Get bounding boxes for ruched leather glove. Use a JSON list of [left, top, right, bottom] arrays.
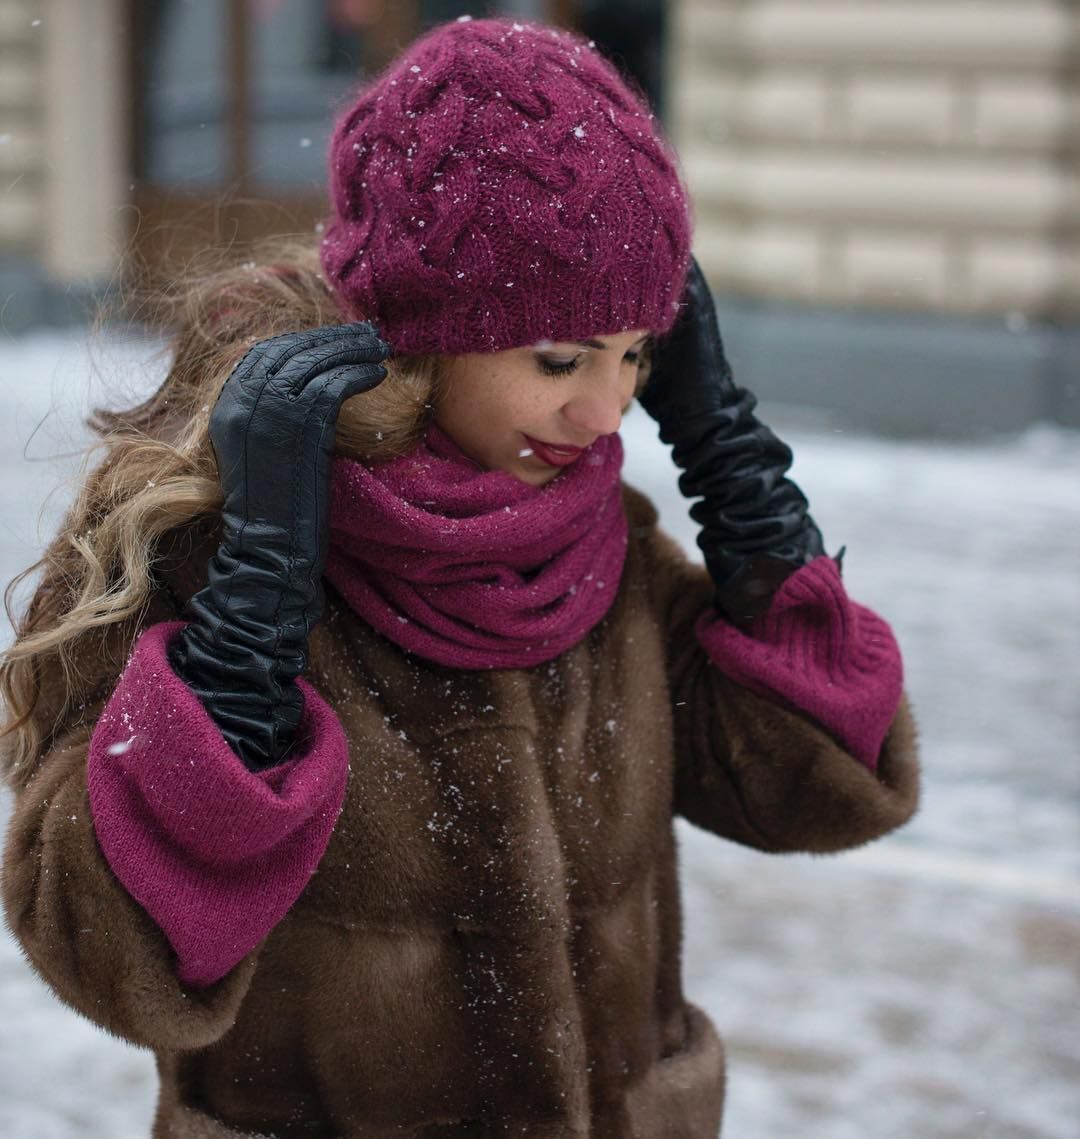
[[639, 257, 828, 631], [167, 323, 390, 771]]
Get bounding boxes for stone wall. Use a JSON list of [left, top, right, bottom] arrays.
[[670, 0, 1080, 322]]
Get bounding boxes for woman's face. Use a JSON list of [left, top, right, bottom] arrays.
[[434, 328, 650, 487]]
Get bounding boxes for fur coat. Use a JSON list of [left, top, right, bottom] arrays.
[[2, 485, 919, 1137]]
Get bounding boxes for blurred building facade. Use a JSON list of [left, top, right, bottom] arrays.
[[0, 0, 1077, 432], [670, 0, 1080, 431]]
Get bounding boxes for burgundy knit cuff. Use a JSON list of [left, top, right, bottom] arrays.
[[87, 620, 350, 988], [696, 556, 904, 769]]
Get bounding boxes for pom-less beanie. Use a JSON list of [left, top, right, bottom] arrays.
[[320, 16, 693, 354]]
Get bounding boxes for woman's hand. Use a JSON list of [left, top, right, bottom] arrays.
[[209, 323, 389, 577], [169, 323, 390, 770], [639, 258, 826, 630]]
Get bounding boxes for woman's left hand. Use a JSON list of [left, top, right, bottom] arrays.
[[639, 256, 827, 630]]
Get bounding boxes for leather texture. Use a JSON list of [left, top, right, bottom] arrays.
[[639, 257, 827, 630], [167, 323, 390, 771]]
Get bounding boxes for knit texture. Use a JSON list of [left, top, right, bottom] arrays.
[[84, 516, 901, 995], [696, 556, 904, 769], [320, 16, 692, 353], [324, 423, 628, 668], [86, 621, 350, 987]]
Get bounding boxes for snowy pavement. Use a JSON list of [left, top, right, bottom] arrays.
[[0, 327, 1077, 1138]]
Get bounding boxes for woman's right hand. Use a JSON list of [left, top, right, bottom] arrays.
[[168, 322, 390, 771]]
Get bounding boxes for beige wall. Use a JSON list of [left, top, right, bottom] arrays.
[[0, 0, 126, 282], [40, 0, 128, 281], [670, 0, 1080, 320], [0, 0, 43, 254]]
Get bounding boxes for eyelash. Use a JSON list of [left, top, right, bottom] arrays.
[[537, 350, 643, 377]]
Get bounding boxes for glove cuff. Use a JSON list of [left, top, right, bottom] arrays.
[[697, 556, 904, 769]]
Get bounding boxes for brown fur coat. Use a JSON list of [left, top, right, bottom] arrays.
[[2, 485, 919, 1137]]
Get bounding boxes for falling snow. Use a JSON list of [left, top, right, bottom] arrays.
[[0, 329, 1075, 1138]]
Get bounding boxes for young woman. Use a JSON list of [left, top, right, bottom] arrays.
[[0, 18, 918, 1138]]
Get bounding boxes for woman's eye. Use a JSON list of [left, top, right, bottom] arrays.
[[537, 356, 582, 376], [536, 346, 647, 375]]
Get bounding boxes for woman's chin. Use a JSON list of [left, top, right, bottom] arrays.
[[512, 462, 560, 487], [443, 438, 560, 486]]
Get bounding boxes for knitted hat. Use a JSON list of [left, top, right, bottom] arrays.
[[319, 16, 692, 355]]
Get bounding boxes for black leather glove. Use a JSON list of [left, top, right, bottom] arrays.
[[639, 257, 827, 630], [168, 323, 390, 771]]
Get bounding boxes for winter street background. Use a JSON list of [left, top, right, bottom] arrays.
[[0, 328, 1077, 1139]]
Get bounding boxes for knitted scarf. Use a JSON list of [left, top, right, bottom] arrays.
[[324, 425, 628, 669]]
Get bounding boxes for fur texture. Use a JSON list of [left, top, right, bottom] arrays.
[[1, 485, 919, 1137]]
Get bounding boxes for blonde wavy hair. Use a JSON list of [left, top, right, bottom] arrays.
[[0, 237, 442, 790]]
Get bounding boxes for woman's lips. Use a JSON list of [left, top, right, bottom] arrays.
[[521, 434, 585, 468]]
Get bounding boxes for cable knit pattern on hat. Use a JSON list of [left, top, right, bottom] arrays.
[[695, 556, 904, 770], [320, 17, 692, 353]]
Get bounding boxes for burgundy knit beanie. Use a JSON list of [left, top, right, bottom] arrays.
[[320, 16, 693, 355]]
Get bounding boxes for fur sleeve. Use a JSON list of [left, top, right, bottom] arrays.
[[2, 705, 263, 1050], [0, 589, 260, 1051], [628, 487, 921, 854]]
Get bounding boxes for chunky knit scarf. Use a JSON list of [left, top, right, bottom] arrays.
[[323, 425, 628, 669]]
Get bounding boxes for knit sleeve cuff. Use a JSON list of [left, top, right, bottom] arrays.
[[87, 620, 350, 988], [695, 556, 904, 769]]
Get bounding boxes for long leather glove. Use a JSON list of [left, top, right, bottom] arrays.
[[167, 323, 390, 771], [639, 257, 828, 630]]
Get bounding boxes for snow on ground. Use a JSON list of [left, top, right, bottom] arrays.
[[0, 326, 1077, 1138]]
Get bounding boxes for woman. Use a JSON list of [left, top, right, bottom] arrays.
[[0, 17, 918, 1138]]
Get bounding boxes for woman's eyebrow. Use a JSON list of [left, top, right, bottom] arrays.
[[570, 334, 651, 350]]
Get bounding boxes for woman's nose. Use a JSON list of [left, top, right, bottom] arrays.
[[563, 374, 627, 437]]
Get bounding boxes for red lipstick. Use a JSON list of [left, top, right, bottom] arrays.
[[521, 434, 585, 468]]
